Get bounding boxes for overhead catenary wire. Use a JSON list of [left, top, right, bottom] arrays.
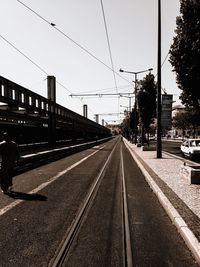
[[100, 0, 120, 121], [0, 34, 49, 76], [161, 51, 169, 68], [154, 50, 169, 78], [77, 84, 133, 94], [16, 0, 132, 85], [160, 51, 170, 94], [100, 0, 118, 93], [154, 51, 170, 94], [0, 33, 97, 115], [0, 33, 75, 93]]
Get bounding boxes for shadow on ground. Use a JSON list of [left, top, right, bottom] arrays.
[[5, 191, 47, 201]]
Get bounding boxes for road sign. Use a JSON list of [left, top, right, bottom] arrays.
[[161, 94, 173, 130]]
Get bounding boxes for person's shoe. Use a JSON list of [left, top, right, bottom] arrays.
[[2, 188, 12, 194], [2, 190, 9, 194]]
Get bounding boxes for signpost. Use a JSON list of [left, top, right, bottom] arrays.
[[161, 94, 173, 132]]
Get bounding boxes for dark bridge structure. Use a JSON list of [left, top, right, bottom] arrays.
[[0, 76, 111, 145]]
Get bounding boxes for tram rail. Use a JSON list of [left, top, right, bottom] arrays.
[[12, 137, 113, 174], [49, 137, 133, 267], [0, 136, 198, 266]]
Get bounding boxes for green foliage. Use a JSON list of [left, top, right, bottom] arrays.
[[120, 116, 131, 139], [173, 108, 200, 133], [137, 74, 157, 132], [173, 111, 189, 131], [120, 74, 156, 140], [129, 108, 139, 133], [169, 0, 200, 109], [119, 108, 139, 140]]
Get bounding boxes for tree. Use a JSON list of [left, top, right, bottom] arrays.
[[137, 73, 157, 141], [173, 108, 200, 137], [169, 0, 200, 110], [172, 111, 189, 137], [120, 115, 131, 140], [129, 108, 139, 134]]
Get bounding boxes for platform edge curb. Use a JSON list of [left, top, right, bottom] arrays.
[[124, 139, 200, 265]]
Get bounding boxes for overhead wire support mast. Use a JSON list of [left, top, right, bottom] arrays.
[[119, 68, 153, 145], [69, 93, 134, 97], [95, 113, 124, 115]]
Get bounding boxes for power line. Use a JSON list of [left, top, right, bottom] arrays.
[[155, 51, 169, 78], [161, 51, 169, 68], [94, 112, 123, 116], [154, 51, 169, 94], [0, 34, 49, 76], [0, 33, 75, 93], [70, 93, 134, 98], [0, 33, 98, 115], [77, 84, 133, 94], [56, 82, 97, 118], [16, 0, 132, 85], [100, 0, 118, 92]]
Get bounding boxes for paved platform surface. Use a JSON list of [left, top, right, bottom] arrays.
[[124, 138, 200, 265]]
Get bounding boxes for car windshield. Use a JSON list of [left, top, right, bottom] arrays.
[[190, 140, 200, 147]]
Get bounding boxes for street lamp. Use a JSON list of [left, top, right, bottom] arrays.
[[119, 68, 153, 144]]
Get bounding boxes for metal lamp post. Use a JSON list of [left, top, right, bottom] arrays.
[[119, 68, 153, 144]]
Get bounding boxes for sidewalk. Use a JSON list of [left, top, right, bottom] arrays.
[[124, 138, 200, 265]]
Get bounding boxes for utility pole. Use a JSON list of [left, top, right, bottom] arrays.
[[119, 68, 153, 145], [70, 93, 134, 97], [157, 0, 162, 158], [134, 73, 138, 145], [47, 76, 56, 146], [83, 104, 88, 118]]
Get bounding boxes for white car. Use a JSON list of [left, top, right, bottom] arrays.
[[180, 139, 200, 159]]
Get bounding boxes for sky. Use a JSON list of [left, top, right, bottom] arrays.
[[0, 0, 181, 124]]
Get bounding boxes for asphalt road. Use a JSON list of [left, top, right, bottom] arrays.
[[0, 137, 198, 266], [162, 139, 183, 156], [162, 139, 200, 164]]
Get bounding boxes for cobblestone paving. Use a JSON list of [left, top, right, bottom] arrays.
[[133, 146, 200, 218], [126, 142, 200, 241]]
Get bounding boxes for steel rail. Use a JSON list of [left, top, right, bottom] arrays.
[[121, 145, 133, 267], [13, 137, 112, 174], [49, 140, 119, 267]]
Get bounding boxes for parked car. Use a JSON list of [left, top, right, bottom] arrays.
[[180, 139, 200, 159]]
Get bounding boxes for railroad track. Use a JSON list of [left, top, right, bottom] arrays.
[[48, 138, 133, 267], [13, 137, 112, 174], [0, 136, 198, 266]]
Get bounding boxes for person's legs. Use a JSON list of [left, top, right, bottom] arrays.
[[7, 172, 13, 188], [0, 169, 12, 192], [1, 178, 9, 192]]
